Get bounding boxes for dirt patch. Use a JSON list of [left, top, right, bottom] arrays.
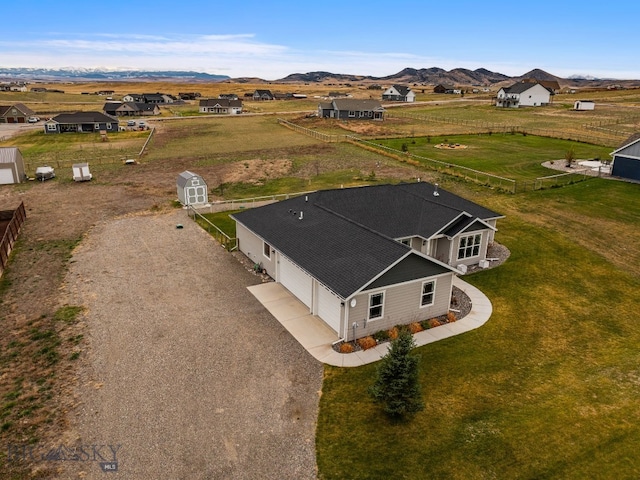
[[218, 158, 293, 184]]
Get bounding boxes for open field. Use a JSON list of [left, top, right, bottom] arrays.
[[1, 83, 639, 478]]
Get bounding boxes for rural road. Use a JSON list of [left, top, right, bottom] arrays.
[[61, 210, 323, 479]]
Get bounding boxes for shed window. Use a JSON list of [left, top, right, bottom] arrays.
[[458, 233, 482, 260], [263, 241, 271, 259], [420, 280, 435, 307], [368, 292, 384, 320]]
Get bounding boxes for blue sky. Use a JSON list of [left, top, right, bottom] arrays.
[[1, 1, 638, 80]]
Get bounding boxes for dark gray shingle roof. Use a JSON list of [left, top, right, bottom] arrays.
[[233, 182, 501, 298]]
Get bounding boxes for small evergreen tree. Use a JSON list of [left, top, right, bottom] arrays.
[[369, 329, 425, 418]]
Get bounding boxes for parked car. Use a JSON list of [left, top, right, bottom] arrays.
[[126, 120, 136, 127], [138, 121, 147, 129], [28, 116, 40, 123], [35, 166, 55, 181]]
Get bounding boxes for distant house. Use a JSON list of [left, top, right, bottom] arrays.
[[122, 93, 174, 104], [44, 112, 119, 134], [0, 103, 35, 123], [0, 147, 26, 185], [218, 93, 238, 100], [112, 102, 161, 116], [231, 182, 503, 340], [433, 84, 457, 94], [318, 99, 385, 120], [199, 98, 243, 114], [610, 133, 640, 181], [179, 92, 201, 100], [495, 81, 551, 108], [253, 90, 274, 101], [382, 84, 416, 102], [574, 100, 595, 111]]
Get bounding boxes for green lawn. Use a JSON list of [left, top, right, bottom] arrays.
[[316, 178, 640, 479], [374, 134, 613, 181]]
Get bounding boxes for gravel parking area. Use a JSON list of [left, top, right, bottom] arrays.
[[61, 210, 323, 479]]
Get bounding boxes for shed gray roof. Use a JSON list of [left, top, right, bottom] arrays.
[[177, 170, 205, 188], [232, 182, 501, 298]]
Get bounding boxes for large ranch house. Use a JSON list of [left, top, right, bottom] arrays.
[[232, 182, 503, 341], [318, 99, 385, 120]]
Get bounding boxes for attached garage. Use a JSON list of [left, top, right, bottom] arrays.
[[177, 171, 208, 206], [0, 147, 26, 185], [315, 284, 342, 334], [279, 255, 313, 309]]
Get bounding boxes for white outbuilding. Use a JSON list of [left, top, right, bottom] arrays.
[[0, 147, 26, 184], [574, 100, 595, 111], [177, 171, 208, 206]]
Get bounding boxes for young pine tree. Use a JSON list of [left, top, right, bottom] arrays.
[[369, 329, 425, 419]]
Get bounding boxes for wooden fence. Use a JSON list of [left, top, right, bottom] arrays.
[[186, 205, 237, 251], [0, 201, 26, 278]]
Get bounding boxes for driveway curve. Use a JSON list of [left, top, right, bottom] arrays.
[[62, 209, 322, 479]]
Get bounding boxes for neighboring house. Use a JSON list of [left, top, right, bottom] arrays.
[[610, 133, 640, 181], [0, 103, 35, 123], [199, 98, 243, 114], [218, 93, 238, 100], [44, 112, 119, 134], [110, 102, 161, 116], [121, 93, 173, 104], [253, 90, 274, 101], [232, 182, 503, 340], [574, 100, 595, 111], [179, 92, 201, 100], [0, 147, 26, 184], [382, 84, 416, 102], [495, 81, 551, 107], [318, 99, 385, 120], [433, 84, 457, 94]]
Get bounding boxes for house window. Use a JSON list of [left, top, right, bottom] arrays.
[[368, 292, 384, 320], [94, 123, 100, 129], [46, 123, 57, 131], [458, 233, 482, 260], [263, 241, 271, 260], [420, 280, 435, 307], [348, 111, 356, 117]]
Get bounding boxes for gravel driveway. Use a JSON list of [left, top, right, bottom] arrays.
[[61, 209, 323, 479]]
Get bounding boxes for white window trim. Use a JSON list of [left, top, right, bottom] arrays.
[[368, 291, 385, 320], [420, 279, 436, 308], [458, 233, 482, 260], [263, 241, 271, 260]]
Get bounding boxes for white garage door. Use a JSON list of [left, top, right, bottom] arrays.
[[280, 256, 312, 308], [317, 285, 341, 334], [0, 169, 15, 185]]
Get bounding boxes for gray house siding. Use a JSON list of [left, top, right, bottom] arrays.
[[236, 222, 277, 276], [346, 272, 453, 341], [612, 156, 640, 181]]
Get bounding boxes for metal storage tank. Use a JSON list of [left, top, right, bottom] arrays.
[[177, 170, 208, 206]]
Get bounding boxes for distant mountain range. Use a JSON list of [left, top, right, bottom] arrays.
[[0, 66, 637, 88], [0, 67, 229, 82]]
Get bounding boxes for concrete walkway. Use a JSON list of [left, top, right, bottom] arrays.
[[247, 276, 492, 367]]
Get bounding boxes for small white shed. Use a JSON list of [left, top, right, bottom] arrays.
[[0, 147, 26, 185], [574, 100, 595, 111], [72, 163, 92, 182], [177, 171, 208, 206]]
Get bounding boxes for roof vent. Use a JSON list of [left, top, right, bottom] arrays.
[[433, 183, 440, 196], [299, 211, 304, 220]]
